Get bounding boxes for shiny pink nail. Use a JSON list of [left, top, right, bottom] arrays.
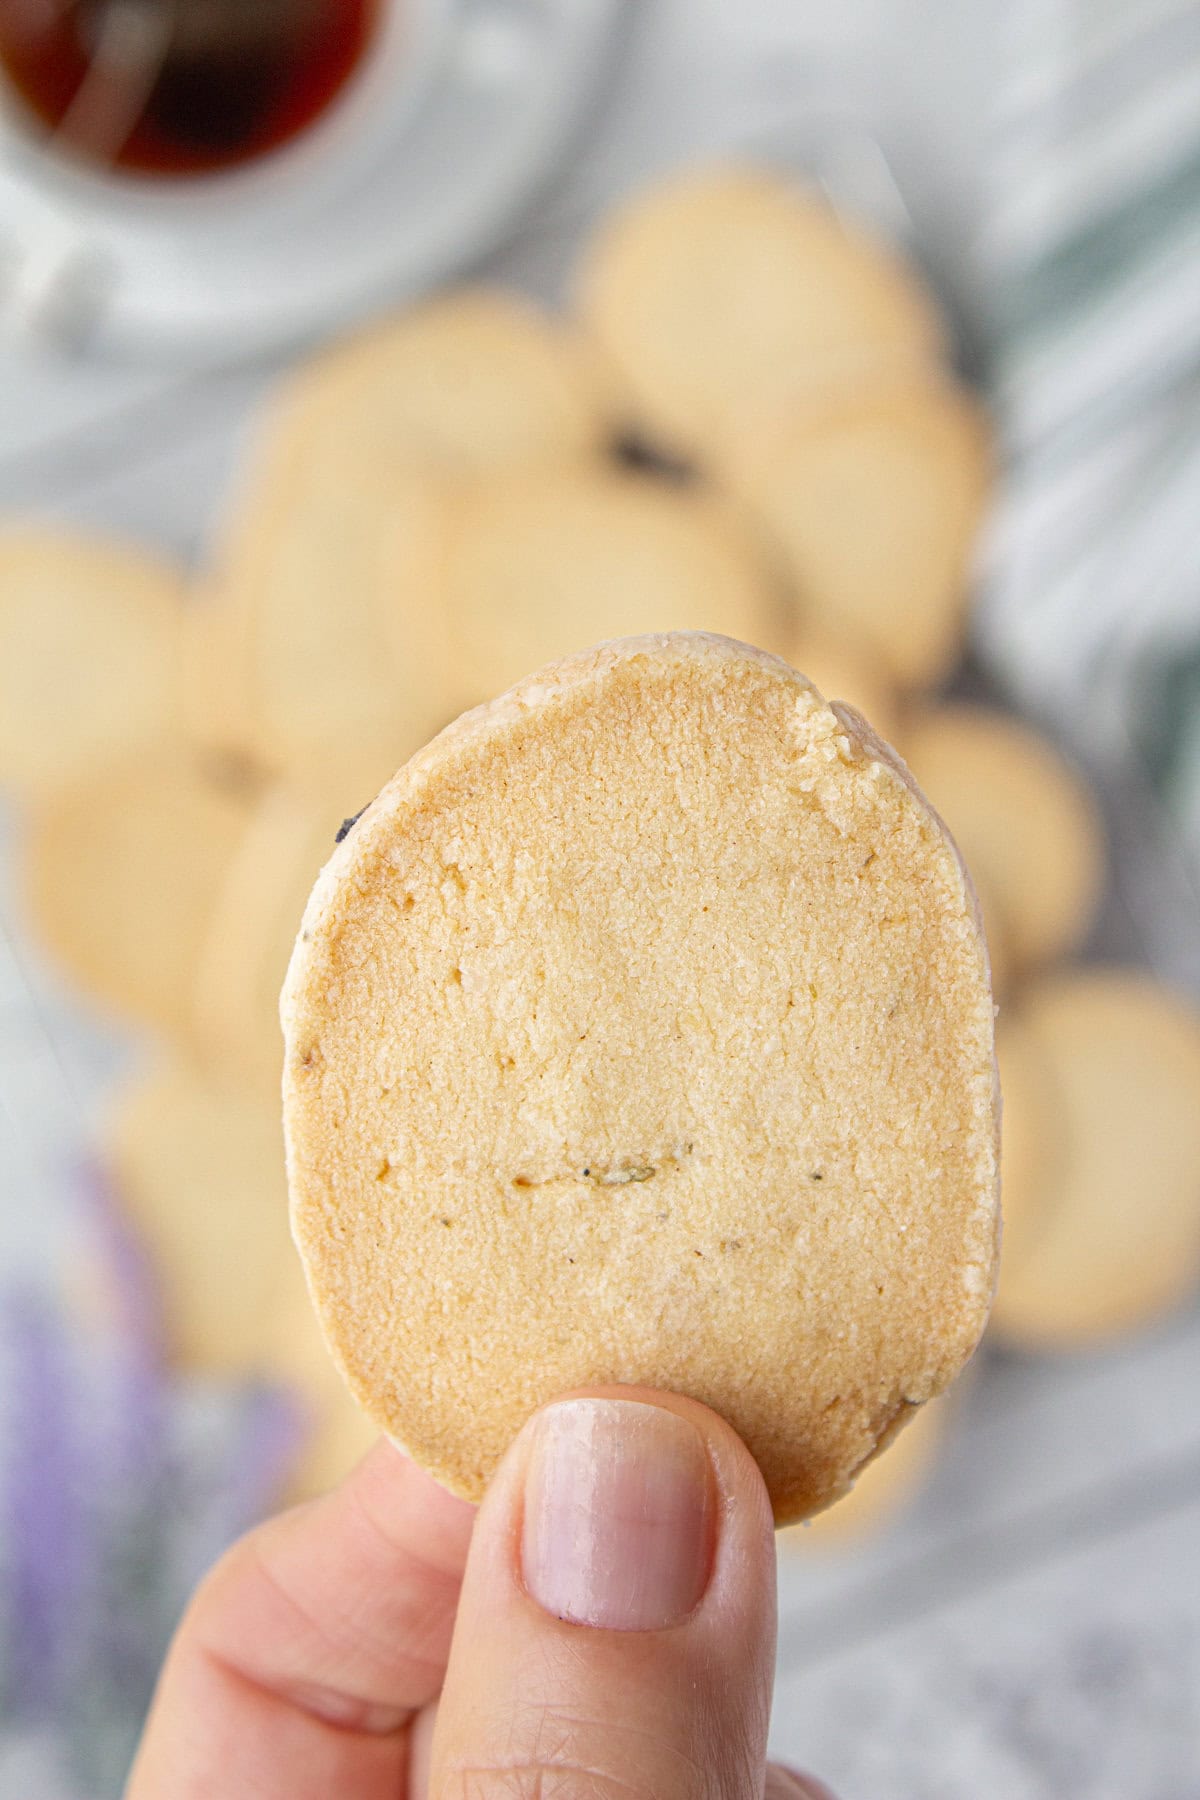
[[521, 1398, 715, 1631]]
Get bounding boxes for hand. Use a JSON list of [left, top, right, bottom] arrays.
[[126, 1386, 837, 1800]]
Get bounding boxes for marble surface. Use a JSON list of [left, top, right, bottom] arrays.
[[1, 4, 1197, 1795]]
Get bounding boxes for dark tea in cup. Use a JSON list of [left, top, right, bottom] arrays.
[[0, 0, 382, 177]]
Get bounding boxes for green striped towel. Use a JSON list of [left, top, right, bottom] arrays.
[[975, 0, 1200, 881]]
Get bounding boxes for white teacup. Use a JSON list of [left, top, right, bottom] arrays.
[[0, 0, 624, 362]]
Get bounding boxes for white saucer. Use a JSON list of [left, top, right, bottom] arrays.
[[0, 0, 625, 363]]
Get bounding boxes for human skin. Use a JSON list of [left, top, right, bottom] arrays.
[[125, 1385, 838, 1800]]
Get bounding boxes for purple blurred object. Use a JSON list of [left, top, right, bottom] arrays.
[[3, 1289, 90, 1717], [0, 1165, 305, 1797]]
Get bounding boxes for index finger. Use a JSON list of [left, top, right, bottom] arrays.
[[126, 1438, 476, 1800]]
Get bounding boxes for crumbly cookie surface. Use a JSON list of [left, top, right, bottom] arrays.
[[283, 634, 998, 1521]]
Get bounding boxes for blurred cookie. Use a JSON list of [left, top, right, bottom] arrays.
[[271, 288, 615, 479], [200, 453, 457, 788], [989, 970, 1200, 1348], [24, 745, 249, 1036], [903, 705, 1104, 977], [194, 783, 345, 1089], [727, 377, 991, 689], [265, 1289, 379, 1502], [180, 566, 264, 786], [106, 1062, 301, 1377], [992, 1010, 1066, 1295], [196, 292, 602, 781], [446, 468, 780, 704], [282, 634, 999, 1522], [0, 532, 182, 799], [578, 163, 944, 459]]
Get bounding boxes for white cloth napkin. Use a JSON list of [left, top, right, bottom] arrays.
[[975, 0, 1200, 877]]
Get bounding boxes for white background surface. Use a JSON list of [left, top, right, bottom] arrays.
[[1, 4, 1198, 1794]]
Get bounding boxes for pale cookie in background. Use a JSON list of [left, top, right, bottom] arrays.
[[989, 970, 1200, 1349], [0, 532, 183, 799], [578, 163, 944, 460], [193, 287, 606, 781], [23, 746, 249, 1037], [783, 1386, 951, 1549], [193, 783, 347, 1090], [180, 568, 264, 785], [283, 634, 999, 1523], [726, 377, 991, 690], [260, 288, 615, 480], [446, 468, 781, 705], [264, 1290, 380, 1503], [198, 455, 457, 789], [991, 1011, 1067, 1299], [111, 1058, 376, 1499], [106, 1061, 303, 1378], [903, 704, 1105, 976]]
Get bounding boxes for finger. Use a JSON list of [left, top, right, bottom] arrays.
[[765, 1765, 842, 1800], [431, 1386, 778, 1800], [409, 1700, 440, 1800], [126, 1438, 475, 1800]]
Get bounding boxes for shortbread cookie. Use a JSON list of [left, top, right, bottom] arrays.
[[989, 970, 1200, 1348], [578, 164, 944, 459], [446, 469, 780, 705], [192, 293, 613, 781], [24, 746, 249, 1036], [180, 568, 265, 783], [107, 1063, 302, 1377], [269, 288, 614, 480], [194, 783, 347, 1088], [992, 1011, 1066, 1295], [283, 634, 999, 1522], [0, 532, 182, 798], [203, 454, 457, 788], [727, 377, 991, 689], [903, 705, 1104, 975]]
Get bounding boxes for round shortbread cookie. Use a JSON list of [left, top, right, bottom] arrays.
[[180, 568, 265, 782], [988, 970, 1200, 1349], [0, 532, 183, 799], [578, 164, 944, 459], [203, 452, 457, 787], [783, 1385, 950, 1548], [107, 1062, 302, 1378], [194, 784, 349, 1089], [198, 296, 601, 777], [992, 1011, 1067, 1296], [283, 633, 999, 1523], [446, 469, 780, 706], [903, 705, 1104, 976], [24, 746, 250, 1036], [270, 288, 615, 480], [726, 378, 991, 689]]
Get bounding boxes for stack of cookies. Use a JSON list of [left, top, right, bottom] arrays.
[[3, 161, 1198, 1528]]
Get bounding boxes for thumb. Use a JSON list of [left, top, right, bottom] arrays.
[[430, 1387, 778, 1800]]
